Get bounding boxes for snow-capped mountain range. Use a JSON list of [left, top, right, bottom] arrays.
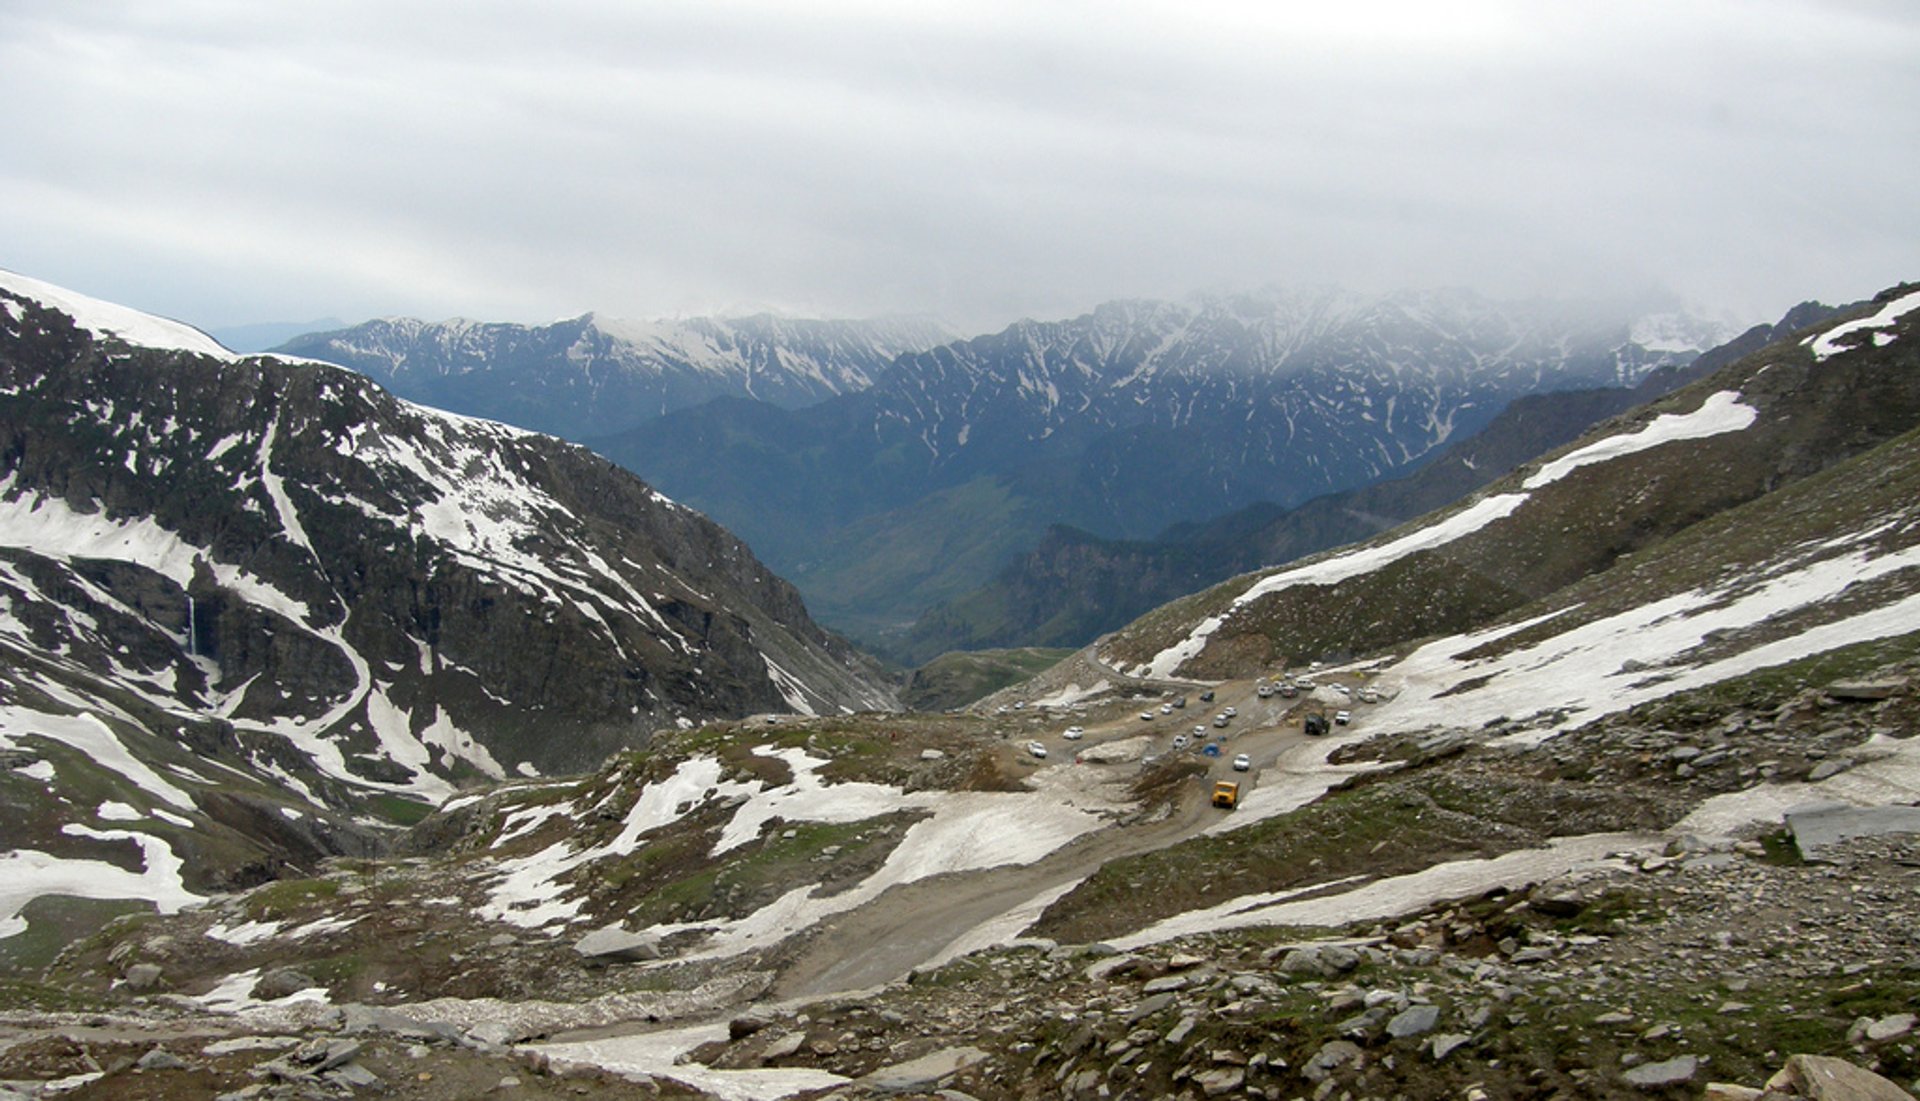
[[599, 287, 1744, 647], [275, 312, 958, 440], [0, 268, 894, 840]]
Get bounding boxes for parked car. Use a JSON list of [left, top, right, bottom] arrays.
[[1223, 706, 1237, 718], [1160, 702, 1175, 714], [1173, 734, 1190, 750], [1256, 683, 1274, 698], [1199, 690, 1215, 703], [1140, 711, 1155, 721], [1172, 696, 1187, 709], [1026, 741, 1048, 758], [1335, 710, 1352, 725], [1063, 726, 1084, 740], [1213, 715, 1229, 728], [1232, 753, 1252, 771]]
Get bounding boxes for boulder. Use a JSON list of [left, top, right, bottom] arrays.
[[574, 926, 663, 965], [1624, 1055, 1699, 1089], [858, 1045, 988, 1091], [253, 968, 320, 1001], [136, 1047, 186, 1071], [1767, 1053, 1918, 1100], [1388, 1004, 1441, 1039], [123, 963, 164, 991], [1195, 1067, 1245, 1096]]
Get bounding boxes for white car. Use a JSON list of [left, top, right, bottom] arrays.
[[1232, 753, 1252, 772], [1172, 734, 1190, 750], [1335, 710, 1352, 725], [1223, 706, 1237, 718], [1193, 725, 1208, 737], [1160, 702, 1175, 714], [1063, 726, 1084, 740], [1140, 711, 1156, 721], [1027, 741, 1048, 758]]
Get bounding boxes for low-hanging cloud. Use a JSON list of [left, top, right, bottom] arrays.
[[2, 0, 1916, 333]]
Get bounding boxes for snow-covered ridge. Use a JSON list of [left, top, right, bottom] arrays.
[[0, 268, 235, 360], [1807, 288, 1920, 361]]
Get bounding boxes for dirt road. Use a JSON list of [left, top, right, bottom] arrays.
[[770, 674, 1349, 999]]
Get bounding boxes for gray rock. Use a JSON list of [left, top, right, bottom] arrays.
[[327, 1063, 382, 1088], [252, 968, 319, 1000], [1085, 954, 1145, 982], [1768, 1053, 1918, 1100], [1430, 1034, 1473, 1061], [123, 963, 164, 991], [729, 1009, 775, 1040], [760, 1032, 805, 1062], [1128, 992, 1176, 1021], [1623, 1055, 1699, 1089], [1165, 1015, 1198, 1046], [1195, 1067, 1245, 1096], [136, 1046, 186, 1071], [1388, 1004, 1442, 1039], [1142, 974, 1190, 995], [859, 1046, 988, 1091], [574, 926, 663, 964], [1808, 758, 1857, 781], [1786, 803, 1920, 860], [1304, 1039, 1363, 1083], [340, 1003, 461, 1043], [1865, 1013, 1917, 1043], [1277, 945, 1359, 978]]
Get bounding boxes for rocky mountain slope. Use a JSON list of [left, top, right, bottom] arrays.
[[276, 312, 956, 440], [1098, 283, 1920, 687], [0, 269, 895, 952], [900, 301, 1840, 663], [4, 283, 1914, 1100], [598, 289, 1739, 649]]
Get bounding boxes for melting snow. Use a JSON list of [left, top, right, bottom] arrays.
[[1130, 388, 1763, 681], [0, 826, 198, 939], [0, 704, 194, 809], [191, 968, 332, 1012], [1521, 390, 1755, 489], [480, 747, 1114, 952], [1808, 288, 1920, 360], [537, 1021, 849, 1101]]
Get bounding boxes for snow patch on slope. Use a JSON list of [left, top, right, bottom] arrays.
[[1125, 389, 1761, 680], [1808, 288, 1920, 360]]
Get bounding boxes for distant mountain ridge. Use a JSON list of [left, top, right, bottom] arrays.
[[598, 287, 1744, 648], [275, 311, 957, 439], [898, 301, 1839, 662]]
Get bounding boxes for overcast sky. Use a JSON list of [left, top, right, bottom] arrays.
[[4, 0, 1917, 335]]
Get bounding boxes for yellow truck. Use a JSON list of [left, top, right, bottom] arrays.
[[1211, 780, 1240, 809]]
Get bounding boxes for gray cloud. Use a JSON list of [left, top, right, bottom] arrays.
[[3, 0, 1916, 333]]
